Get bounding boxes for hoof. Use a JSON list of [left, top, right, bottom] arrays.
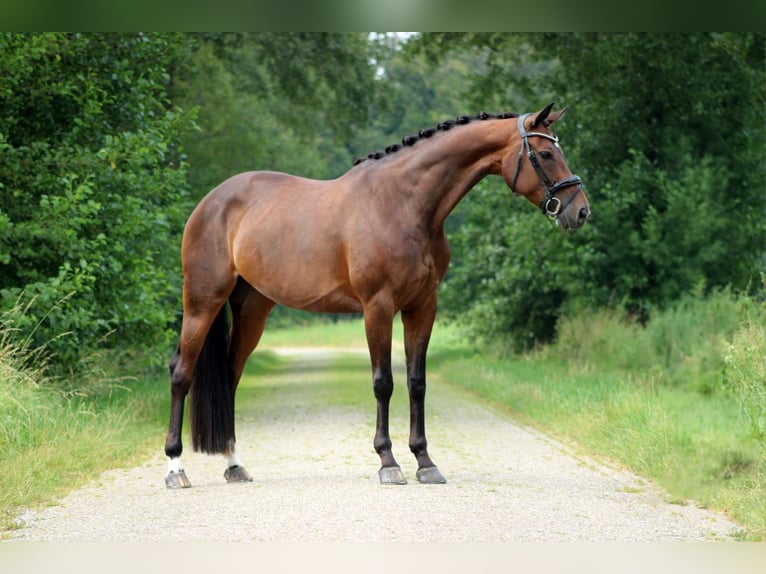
[[379, 466, 408, 485], [224, 465, 253, 483], [416, 466, 446, 484], [165, 470, 192, 489]]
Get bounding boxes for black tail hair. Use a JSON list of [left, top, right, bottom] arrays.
[[189, 304, 234, 454]]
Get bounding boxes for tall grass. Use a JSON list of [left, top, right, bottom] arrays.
[[427, 289, 766, 539], [555, 288, 757, 393], [0, 301, 62, 453], [724, 316, 766, 444], [557, 290, 766, 538], [0, 306, 168, 532]]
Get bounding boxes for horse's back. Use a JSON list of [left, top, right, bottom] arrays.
[[191, 170, 328, 218], [185, 170, 341, 248], [184, 170, 364, 312], [183, 167, 445, 314]]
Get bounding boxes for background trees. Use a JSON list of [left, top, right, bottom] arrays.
[[0, 33, 196, 365], [415, 33, 765, 347], [0, 32, 763, 369], [172, 33, 380, 196], [539, 33, 765, 317], [0, 32, 393, 367]]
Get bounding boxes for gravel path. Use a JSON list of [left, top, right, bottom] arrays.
[[5, 348, 741, 542]]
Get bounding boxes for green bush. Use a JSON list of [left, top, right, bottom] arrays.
[[440, 180, 591, 352], [583, 151, 746, 320], [0, 33, 196, 369], [555, 288, 760, 394]]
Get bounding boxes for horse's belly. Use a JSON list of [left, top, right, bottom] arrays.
[[264, 286, 363, 314], [232, 212, 362, 313], [294, 292, 364, 314], [239, 265, 363, 314]]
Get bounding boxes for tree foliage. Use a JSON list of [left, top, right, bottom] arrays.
[[538, 33, 765, 316], [0, 33, 386, 369], [0, 33, 196, 366], [414, 33, 766, 347], [349, 34, 484, 163], [173, 33, 381, 195], [2, 32, 763, 368]]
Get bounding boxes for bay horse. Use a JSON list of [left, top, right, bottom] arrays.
[[164, 103, 590, 488]]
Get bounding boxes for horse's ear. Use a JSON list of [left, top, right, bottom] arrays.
[[531, 102, 555, 127], [547, 106, 569, 125]]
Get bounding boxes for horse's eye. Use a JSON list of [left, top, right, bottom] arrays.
[[540, 150, 554, 160]]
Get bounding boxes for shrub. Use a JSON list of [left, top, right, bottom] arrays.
[[0, 33, 196, 370], [555, 288, 761, 396]]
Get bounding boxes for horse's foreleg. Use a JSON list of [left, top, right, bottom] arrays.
[[364, 297, 406, 485], [402, 295, 446, 484]]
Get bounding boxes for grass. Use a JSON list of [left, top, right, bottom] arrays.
[[251, 297, 766, 540], [0, 375, 169, 532], [2, 291, 764, 540], [0, 325, 169, 532], [427, 348, 764, 537], [259, 316, 370, 348]]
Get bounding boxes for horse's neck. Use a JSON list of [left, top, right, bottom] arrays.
[[376, 119, 516, 234]]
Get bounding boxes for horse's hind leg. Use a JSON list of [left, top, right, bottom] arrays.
[[166, 344, 191, 487], [222, 279, 276, 482], [165, 304, 229, 488], [402, 294, 446, 484]]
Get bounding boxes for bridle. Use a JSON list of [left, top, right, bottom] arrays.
[[510, 113, 583, 218]]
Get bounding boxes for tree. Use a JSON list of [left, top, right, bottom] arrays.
[[0, 33, 196, 368], [410, 33, 765, 346], [536, 33, 765, 317], [349, 33, 484, 164], [172, 33, 382, 195]]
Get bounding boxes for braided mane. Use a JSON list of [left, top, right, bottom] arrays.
[[353, 111, 519, 166]]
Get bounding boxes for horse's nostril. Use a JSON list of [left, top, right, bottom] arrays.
[[578, 207, 590, 224]]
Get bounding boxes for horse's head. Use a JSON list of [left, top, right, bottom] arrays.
[[502, 103, 590, 229]]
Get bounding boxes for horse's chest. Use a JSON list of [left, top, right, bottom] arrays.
[[384, 239, 446, 295]]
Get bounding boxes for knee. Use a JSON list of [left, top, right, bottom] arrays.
[[409, 375, 426, 401], [168, 346, 180, 376], [373, 373, 393, 401], [170, 366, 191, 397]]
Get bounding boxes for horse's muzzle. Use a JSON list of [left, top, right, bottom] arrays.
[[557, 204, 590, 230]]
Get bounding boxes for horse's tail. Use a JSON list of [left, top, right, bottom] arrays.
[[189, 304, 234, 455]]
